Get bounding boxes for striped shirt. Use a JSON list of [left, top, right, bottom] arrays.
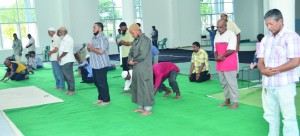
[[90, 32, 110, 69], [257, 27, 300, 87], [191, 49, 209, 73]]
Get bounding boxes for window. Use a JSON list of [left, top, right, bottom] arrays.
[[134, 0, 143, 31], [200, 0, 234, 34], [0, 0, 38, 50], [99, 0, 122, 41]]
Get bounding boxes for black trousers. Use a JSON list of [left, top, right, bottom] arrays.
[[11, 70, 28, 81], [158, 70, 179, 93], [122, 57, 129, 71], [189, 71, 211, 82], [81, 68, 93, 83], [152, 40, 158, 49], [92, 68, 110, 102]]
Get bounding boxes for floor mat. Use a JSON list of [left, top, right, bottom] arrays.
[[208, 87, 300, 116], [0, 86, 63, 110], [0, 111, 23, 136]]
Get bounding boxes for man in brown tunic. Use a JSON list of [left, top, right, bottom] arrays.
[[128, 24, 154, 116]]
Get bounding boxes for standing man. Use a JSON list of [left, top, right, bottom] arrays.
[[189, 42, 211, 82], [48, 27, 65, 90], [25, 34, 35, 54], [257, 9, 299, 136], [128, 24, 154, 116], [119, 22, 134, 71], [87, 22, 111, 106], [214, 19, 239, 110], [12, 33, 22, 62], [153, 62, 181, 99], [221, 12, 241, 77], [57, 27, 76, 95], [116, 29, 122, 54], [151, 26, 158, 49], [206, 26, 217, 53]]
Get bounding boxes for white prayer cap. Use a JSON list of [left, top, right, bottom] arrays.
[[221, 11, 227, 16], [48, 27, 55, 32], [121, 71, 128, 79]]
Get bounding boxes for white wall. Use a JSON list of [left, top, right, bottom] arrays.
[[142, 0, 201, 48], [235, 0, 264, 41]]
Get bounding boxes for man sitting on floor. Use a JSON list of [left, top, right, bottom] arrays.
[[78, 57, 93, 83], [189, 41, 211, 82], [153, 62, 181, 99], [30, 52, 43, 68], [1, 59, 29, 82], [25, 54, 36, 74]]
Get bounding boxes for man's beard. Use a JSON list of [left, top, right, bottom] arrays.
[[122, 30, 127, 35], [94, 31, 99, 36]]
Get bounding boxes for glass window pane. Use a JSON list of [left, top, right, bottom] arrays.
[[200, 3, 212, 14], [100, 7, 113, 19], [114, 8, 122, 19], [18, 9, 36, 22], [0, 9, 18, 23], [224, 0, 233, 2], [114, 20, 121, 35], [17, 0, 35, 8], [99, 0, 113, 8], [224, 3, 233, 13], [0, 0, 17, 8], [1, 24, 19, 49], [135, 0, 141, 6], [113, 0, 122, 7]]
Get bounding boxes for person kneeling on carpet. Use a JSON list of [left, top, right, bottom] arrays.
[[153, 62, 181, 99], [189, 42, 211, 82], [1, 59, 29, 82], [78, 57, 93, 83]]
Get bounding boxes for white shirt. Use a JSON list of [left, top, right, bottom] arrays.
[[226, 21, 241, 35], [214, 30, 237, 51], [58, 34, 75, 65], [27, 37, 35, 52], [50, 34, 61, 61]]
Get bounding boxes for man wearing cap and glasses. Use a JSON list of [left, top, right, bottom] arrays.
[[47, 27, 65, 90]]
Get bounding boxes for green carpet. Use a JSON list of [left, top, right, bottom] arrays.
[[209, 87, 300, 117], [0, 64, 299, 136]]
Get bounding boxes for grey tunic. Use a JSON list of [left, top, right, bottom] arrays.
[[128, 34, 154, 106]]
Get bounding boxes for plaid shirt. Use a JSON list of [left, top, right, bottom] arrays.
[[90, 32, 110, 69], [191, 49, 209, 73], [257, 27, 300, 87]]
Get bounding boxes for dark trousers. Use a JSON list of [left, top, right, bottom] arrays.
[[189, 71, 211, 82], [122, 57, 129, 71], [61, 62, 75, 91], [11, 70, 28, 81], [92, 68, 110, 102], [152, 40, 158, 49], [81, 68, 93, 83], [158, 70, 179, 93]]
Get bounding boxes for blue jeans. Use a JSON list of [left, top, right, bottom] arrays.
[[51, 61, 65, 89]]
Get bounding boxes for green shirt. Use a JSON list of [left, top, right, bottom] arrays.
[[120, 30, 134, 58]]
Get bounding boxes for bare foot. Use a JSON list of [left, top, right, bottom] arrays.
[[68, 91, 75, 95], [218, 99, 230, 107], [98, 102, 110, 106], [140, 110, 152, 116], [93, 100, 103, 104], [174, 92, 181, 99], [229, 103, 239, 110], [163, 89, 172, 98], [120, 90, 127, 94], [132, 108, 145, 113], [64, 91, 70, 94]]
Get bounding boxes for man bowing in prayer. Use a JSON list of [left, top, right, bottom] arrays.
[[128, 23, 154, 116]]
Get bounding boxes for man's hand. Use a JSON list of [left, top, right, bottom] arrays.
[[128, 59, 136, 66], [48, 51, 52, 56], [3, 78, 9, 83], [57, 56, 61, 63], [87, 43, 93, 50], [261, 67, 279, 77], [196, 73, 200, 80]]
